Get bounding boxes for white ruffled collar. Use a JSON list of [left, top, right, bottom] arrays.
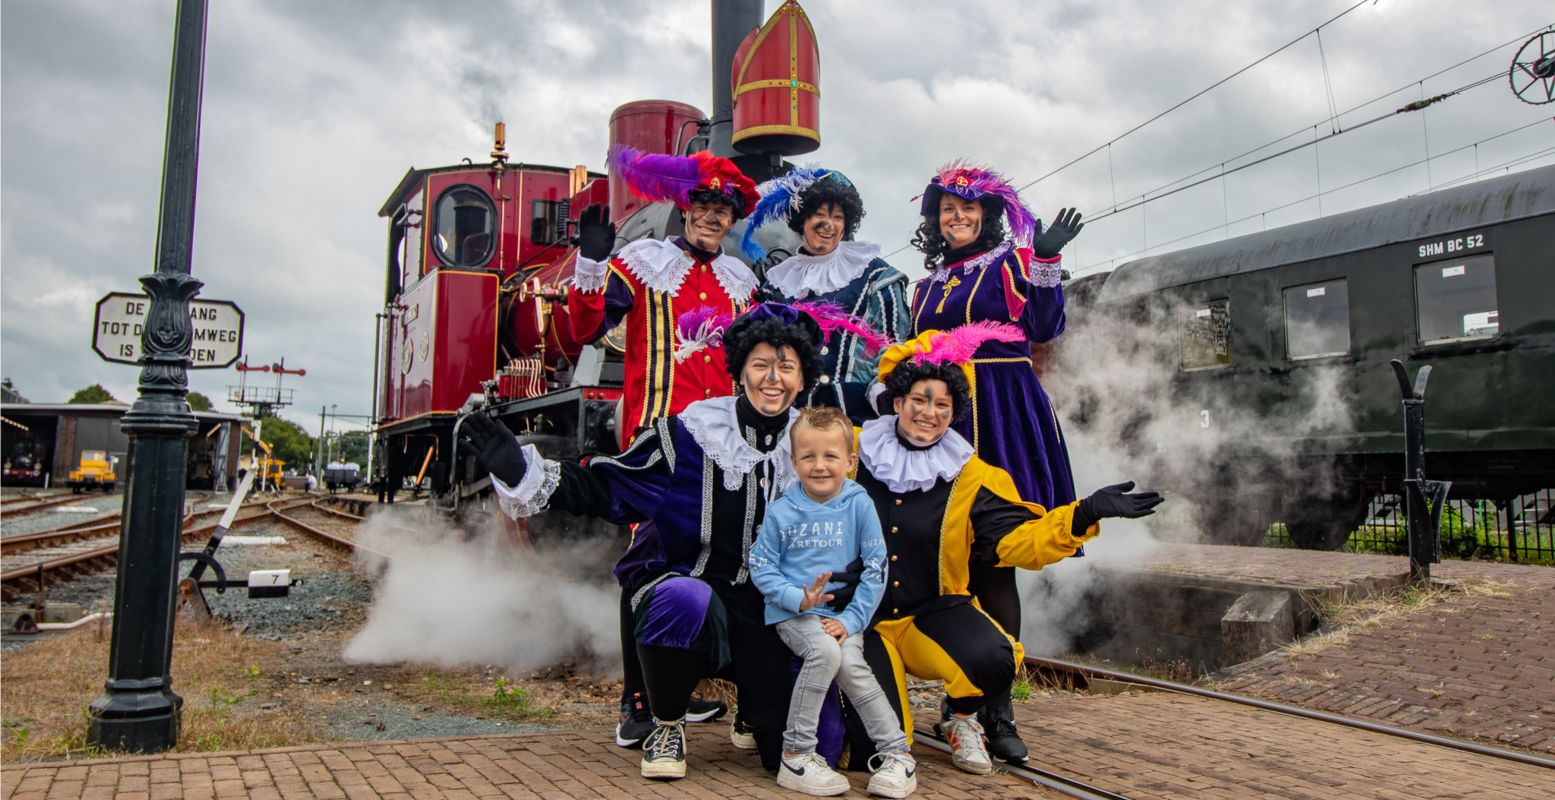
[[617, 237, 758, 298], [764, 241, 880, 299], [679, 395, 798, 493], [857, 415, 974, 493], [929, 239, 1014, 283]]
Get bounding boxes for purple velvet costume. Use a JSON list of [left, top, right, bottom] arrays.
[[910, 241, 1076, 509]]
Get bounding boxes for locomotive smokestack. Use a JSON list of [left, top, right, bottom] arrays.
[[709, 0, 762, 158]]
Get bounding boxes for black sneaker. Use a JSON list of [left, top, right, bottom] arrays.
[[615, 692, 654, 749], [980, 693, 1029, 764], [640, 719, 687, 780], [729, 716, 758, 750], [686, 695, 728, 724]]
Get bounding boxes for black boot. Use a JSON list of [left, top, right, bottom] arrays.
[[979, 690, 1028, 763]]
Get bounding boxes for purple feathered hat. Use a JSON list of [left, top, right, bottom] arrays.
[[608, 145, 761, 219], [918, 160, 1038, 247]]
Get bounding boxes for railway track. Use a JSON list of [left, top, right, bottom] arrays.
[[0, 497, 304, 602], [911, 655, 1555, 799], [0, 492, 102, 517]]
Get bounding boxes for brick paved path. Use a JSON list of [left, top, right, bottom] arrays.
[[1013, 691, 1554, 799], [0, 729, 1062, 800], [1141, 544, 1555, 753]]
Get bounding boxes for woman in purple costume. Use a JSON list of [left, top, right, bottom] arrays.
[[907, 161, 1084, 762]]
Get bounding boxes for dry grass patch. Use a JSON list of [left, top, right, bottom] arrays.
[[1, 619, 313, 763], [1283, 581, 1459, 660]]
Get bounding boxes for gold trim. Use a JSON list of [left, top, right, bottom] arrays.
[[734, 79, 819, 96], [734, 4, 786, 87], [731, 124, 819, 144], [970, 356, 1032, 364], [964, 262, 989, 323]]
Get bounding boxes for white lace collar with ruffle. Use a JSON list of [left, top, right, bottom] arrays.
[[679, 395, 798, 493], [617, 237, 758, 298], [929, 239, 1014, 284], [764, 240, 880, 299], [857, 415, 974, 494]]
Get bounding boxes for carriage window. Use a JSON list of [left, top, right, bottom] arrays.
[[1284, 279, 1350, 360], [1415, 254, 1498, 343], [1181, 298, 1231, 370], [432, 185, 496, 267]]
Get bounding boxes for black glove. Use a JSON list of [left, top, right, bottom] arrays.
[[460, 412, 526, 488], [1031, 207, 1084, 260], [575, 203, 616, 263], [825, 556, 865, 610], [1073, 481, 1163, 535]]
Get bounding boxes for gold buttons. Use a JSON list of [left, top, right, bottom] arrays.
[[698, 291, 708, 301], [890, 525, 899, 533], [894, 499, 903, 506], [820, 346, 830, 355], [892, 607, 899, 615], [889, 554, 898, 562], [703, 354, 712, 364], [892, 580, 901, 588], [704, 389, 713, 397]]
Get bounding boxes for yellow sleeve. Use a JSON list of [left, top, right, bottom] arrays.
[[993, 500, 1098, 570], [964, 459, 1098, 570]]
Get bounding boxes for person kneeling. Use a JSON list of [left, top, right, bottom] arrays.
[[750, 407, 916, 798]]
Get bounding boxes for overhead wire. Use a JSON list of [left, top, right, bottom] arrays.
[[1067, 116, 1555, 276]]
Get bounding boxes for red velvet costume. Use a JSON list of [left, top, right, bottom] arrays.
[[569, 238, 758, 447]]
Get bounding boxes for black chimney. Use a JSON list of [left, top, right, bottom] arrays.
[[709, 0, 763, 159]]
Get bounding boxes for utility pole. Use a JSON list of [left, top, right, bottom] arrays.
[[315, 404, 327, 481], [88, 0, 208, 753]]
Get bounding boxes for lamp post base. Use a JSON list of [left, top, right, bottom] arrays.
[[87, 686, 183, 753]]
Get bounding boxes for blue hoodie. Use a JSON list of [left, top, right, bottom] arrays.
[[748, 478, 886, 635]]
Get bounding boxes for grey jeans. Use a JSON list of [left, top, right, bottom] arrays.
[[775, 614, 909, 756]]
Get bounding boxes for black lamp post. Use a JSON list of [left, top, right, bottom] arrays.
[[87, 0, 209, 753]]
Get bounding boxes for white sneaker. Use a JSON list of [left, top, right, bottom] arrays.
[[640, 720, 687, 780], [776, 751, 850, 797], [941, 714, 993, 775], [866, 751, 917, 798]]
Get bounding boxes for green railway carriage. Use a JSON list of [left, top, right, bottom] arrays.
[[1068, 165, 1554, 549]]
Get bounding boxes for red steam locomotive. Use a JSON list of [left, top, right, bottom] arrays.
[[371, 0, 819, 508]]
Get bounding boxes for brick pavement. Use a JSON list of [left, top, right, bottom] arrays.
[[1013, 691, 1554, 799], [1143, 544, 1555, 753], [0, 728, 1063, 800]]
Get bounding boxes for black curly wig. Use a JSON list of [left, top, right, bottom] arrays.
[[686, 187, 746, 220], [788, 176, 864, 241], [882, 360, 972, 422], [909, 197, 1008, 271], [723, 315, 824, 394]]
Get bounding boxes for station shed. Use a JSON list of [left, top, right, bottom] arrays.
[[0, 402, 245, 490]]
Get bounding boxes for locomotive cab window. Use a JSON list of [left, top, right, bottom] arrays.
[[1284, 279, 1350, 360], [1415, 254, 1498, 343], [1181, 298, 1231, 371], [432, 185, 496, 267]]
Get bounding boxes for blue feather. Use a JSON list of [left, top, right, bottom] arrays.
[[740, 166, 831, 261]]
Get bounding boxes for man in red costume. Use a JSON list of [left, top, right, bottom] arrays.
[[569, 146, 763, 449]]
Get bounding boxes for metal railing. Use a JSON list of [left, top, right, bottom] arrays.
[[1265, 487, 1555, 563]]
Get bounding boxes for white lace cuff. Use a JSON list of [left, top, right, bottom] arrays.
[[490, 444, 561, 519], [1030, 256, 1063, 288], [866, 382, 889, 415], [571, 256, 608, 292]]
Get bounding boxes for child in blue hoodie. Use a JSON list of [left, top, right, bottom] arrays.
[[749, 407, 916, 798]]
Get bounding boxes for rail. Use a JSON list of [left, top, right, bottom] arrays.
[[912, 726, 1134, 800], [1025, 655, 1555, 771]]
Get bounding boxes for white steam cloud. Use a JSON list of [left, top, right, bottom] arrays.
[[344, 506, 622, 674], [1018, 287, 1355, 656]]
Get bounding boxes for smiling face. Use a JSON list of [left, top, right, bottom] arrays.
[[791, 422, 856, 502], [682, 199, 735, 252], [800, 201, 847, 256], [893, 377, 955, 446], [741, 342, 803, 416], [938, 195, 983, 249]]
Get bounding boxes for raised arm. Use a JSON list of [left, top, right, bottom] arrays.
[[567, 203, 634, 343], [1004, 208, 1084, 343]]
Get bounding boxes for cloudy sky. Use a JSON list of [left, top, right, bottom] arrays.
[[3, 0, 1551, 429]]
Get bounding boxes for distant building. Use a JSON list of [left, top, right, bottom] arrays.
[[0, 403, 245, 490]]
